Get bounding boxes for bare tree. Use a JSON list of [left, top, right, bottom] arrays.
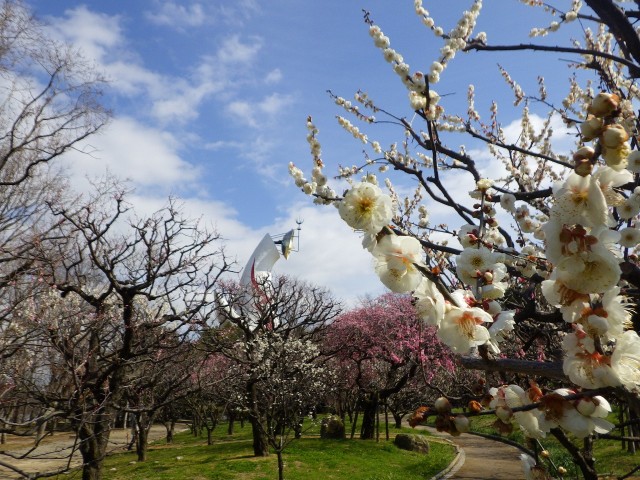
[[10, 182, 233, 480]]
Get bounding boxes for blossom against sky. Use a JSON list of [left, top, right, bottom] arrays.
[[26, 0, 567, 306]]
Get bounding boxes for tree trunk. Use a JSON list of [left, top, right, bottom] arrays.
[[136, 426, 149, 462], [35, 419, 47, 445], [78, 417, 111, 480], [360, 394, 378, 440], [250, 416, 269, 456], [248, 381, 269, 456], [135, 412, 155, 462], [277, 449, 284, 480], [350, 409, 359, 440], [227, 410, 235, 435], [393, 412, 404, 429], [384, 404, 389, 441], [164, 420, 175, 444]]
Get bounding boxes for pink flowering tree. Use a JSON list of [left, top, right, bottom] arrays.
[[323, 293, 455, 440], [291, 2, 640, 478]]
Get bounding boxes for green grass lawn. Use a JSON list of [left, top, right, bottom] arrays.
[[98, 423, 455, 480]]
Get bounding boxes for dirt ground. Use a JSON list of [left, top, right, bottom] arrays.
[[0, 425, 173, 479]]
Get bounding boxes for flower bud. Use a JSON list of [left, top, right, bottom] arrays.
[[434, 396, 451, 414], [579, 116, 603, 141], [576, 397, 597, 416], [572, 146, 595, 163], [476, 178, 493, 191], [574, 159, 593, 177], [453, 414, 470, 433], [602, 124, 630, 148], [495, 405, 513, 422], [558, 466, 567, 475], [588, 92, 620, 118]]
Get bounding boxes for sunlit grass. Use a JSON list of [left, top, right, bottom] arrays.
[[97, 422, 455, 480]]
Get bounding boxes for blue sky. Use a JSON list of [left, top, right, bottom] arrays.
[[25, 1, 575, 306]]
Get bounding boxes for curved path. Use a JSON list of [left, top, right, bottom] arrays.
[[415, 425, 526, 480]]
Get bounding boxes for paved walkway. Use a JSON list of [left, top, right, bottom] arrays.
[[414, 425, 526, 480], [0, 425, 175, 479]]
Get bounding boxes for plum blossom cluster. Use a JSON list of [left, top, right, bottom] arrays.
[[288, 118, 336, 204], [413, 0, 483, 83], [529, 0, 582, 37], [487, 383, 613, 440], [537, 92, 640, 393], [368, 17, 444, 118], [291, 3, 640, 477]]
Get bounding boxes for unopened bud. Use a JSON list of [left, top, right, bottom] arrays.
[[453, 415, 470, 433], [572, 146, 595, 163], [588, 92, 620, 118], [580, 116, 603, 141], [574, 159, 593, 177], [434, 396, 451, 414], [602, 124, 630, 148]]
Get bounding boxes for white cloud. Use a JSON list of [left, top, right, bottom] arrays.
[[216, 34, 262, 65], [47, 8, 267, 125], [61, 116, 198, 191], [146, 2, 206, 28], [145, 1, 261, 29], [266, 203, 387, 307], [114, 195, 381, 308], [48, 6, 123, 63], [226, 93, 294, 128], [264, 69, 282, 85]]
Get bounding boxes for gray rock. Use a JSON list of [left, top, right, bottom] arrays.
[[393, 433, 430, 454], [320, 415, 345, 439]]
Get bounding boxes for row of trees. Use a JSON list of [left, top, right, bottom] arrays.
[[0, 3, 460, 480], [291, 1, 640, 479]]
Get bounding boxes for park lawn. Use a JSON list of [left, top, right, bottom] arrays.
[[100, 425, 455, 480], [465, 413, 639, 479]]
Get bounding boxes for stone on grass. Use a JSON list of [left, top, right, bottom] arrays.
[[394, 433, 430, 454], [320, 415, 345, 439]]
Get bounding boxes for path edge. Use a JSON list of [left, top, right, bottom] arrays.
[[429, 437, 465, 480]]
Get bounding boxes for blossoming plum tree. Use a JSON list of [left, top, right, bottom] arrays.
[[291, 1, 640, 478], [323, 293, 456, 440]]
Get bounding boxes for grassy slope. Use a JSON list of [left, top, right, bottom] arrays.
[[99, 423, 455, 480]]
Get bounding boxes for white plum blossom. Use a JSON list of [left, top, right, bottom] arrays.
[[554, 245, 621, 295], [619, 227, 640, 248], [611, 330, 640, 392], [550, 173, 608, 228], [499, 193, 516, 212], [438, 302, 493, 353], [490, 385, 548, 439], [338, 181, 394, 234], [486, 310, 515, 354], [455, 246, 501, 285], [562, 329, 621, 389], [627, 150, 640, 173], [372, 234, 424, 292], [548, 389, 614, 439], [414, 277, 445, 327]]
